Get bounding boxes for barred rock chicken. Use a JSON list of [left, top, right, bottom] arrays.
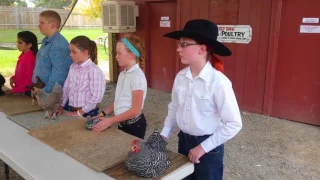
[[125, 129, 170, 178], [85, 118, 101, 130], [33, 82, 63, 120]]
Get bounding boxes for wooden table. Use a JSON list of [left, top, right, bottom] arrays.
[[0, 112, 194, 180]]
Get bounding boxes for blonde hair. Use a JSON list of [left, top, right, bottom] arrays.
[[122, 34, 146, 69], [40, 10, 61, 29]]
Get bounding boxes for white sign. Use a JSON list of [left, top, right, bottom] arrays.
[[217, 25, 252, 44], [300, 25, 320, 33], [302, 18, 319, 23], [161, 16, 169, 21], [160, 20, 171, 27]]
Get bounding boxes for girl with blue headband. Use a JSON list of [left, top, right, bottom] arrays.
[[93, 34, 147, 139]]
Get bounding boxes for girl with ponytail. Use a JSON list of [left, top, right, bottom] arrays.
[[92, 34, 148, 140], [160, 19, 242, 180], [57, 36, 105, 118]]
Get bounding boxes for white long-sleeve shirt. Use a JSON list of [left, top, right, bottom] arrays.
[[161, 62, 242, 153]]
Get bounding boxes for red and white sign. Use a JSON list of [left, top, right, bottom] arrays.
[[300, 25, 320, 33], [302, 18, 319, 24], [217, 25, 252, 44]]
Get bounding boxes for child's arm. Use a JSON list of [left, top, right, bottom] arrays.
[[10, 59, 18, 89], [61, 69, 72, 107], [9, 77, 15, 89], [92, 90, 143, 132], [57, 70, 72, 115], [110, 90, 142, 122], [188, 80, 242, 164], [43, 43, 72, 93], [200, 80, 242, 153], [92, 75, 146, 132], [80, 68, 105, 114], [96, 102, 114, 117], [160, 76, 180, 139]]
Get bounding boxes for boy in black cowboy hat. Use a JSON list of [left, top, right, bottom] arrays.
[[160, 19, 242, 180]]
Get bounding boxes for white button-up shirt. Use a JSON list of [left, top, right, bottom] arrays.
[[161, 62, 242, 153], [114, 63, 147, 116]]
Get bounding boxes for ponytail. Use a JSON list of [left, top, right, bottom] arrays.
[[90, 40, 98, 65], [70, 36, 98, 64], [203, 43, 224, 73], [210, 54, 224, 73]]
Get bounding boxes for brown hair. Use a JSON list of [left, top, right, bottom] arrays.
[[70, 36, 98, 64], [121, 34, 146, 68], [40, 10, 61, 29]]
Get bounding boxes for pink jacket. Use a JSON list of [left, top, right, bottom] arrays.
[[11, 50, 36, 93]]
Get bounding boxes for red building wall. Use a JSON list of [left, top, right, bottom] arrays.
[[119, 0, 272, 114]]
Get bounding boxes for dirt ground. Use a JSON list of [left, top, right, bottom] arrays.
[[0, 83, 319, 180]]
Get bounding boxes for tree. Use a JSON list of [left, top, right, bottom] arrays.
[[29, 0, 72, 9], [0, 0, 16, 6], [0, 0, 27, 7], [81, 0, 103, 19], [15, 0, 27, 7]]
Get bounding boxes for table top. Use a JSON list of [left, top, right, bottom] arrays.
[[0, 112, 113, 180], [0, 112, 194, 180]]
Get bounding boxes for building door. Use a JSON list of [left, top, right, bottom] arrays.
[[272, 0, 320, 125], [148, 2, 177, 92]]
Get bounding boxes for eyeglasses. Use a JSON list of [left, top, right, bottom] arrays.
[[178, 42, 199, 48]]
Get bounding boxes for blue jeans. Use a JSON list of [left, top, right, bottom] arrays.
[[178, 131, 224, 180], [63, 101, 99, 117]]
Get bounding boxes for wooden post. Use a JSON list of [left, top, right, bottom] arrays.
[[108, 33, 119, 83]]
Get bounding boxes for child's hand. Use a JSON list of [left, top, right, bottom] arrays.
[[188, 145, 206, 164], [10, 79, 15, 88], [56, 106, 64, 115], [92, 117, 113, 132], [64, 111, 80, 117], [161, 135, 168, 141], [33, 87, 40, 94], [5, 90, 14, 94]]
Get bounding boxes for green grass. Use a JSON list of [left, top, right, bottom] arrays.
[[0, 28, 106, 43], [0, 28, 109, 77], [0, 49, 20, 77]]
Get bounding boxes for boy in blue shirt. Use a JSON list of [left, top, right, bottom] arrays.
[[33, 10, 72, 93]]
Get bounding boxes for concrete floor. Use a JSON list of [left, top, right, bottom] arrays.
[[0, 83, 319, 180]]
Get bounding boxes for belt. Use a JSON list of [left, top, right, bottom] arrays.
[[70, 106, 98, 112], [70, 106, 81, 112], [179, 131, 213, 139], [118, 114, 142, 127]]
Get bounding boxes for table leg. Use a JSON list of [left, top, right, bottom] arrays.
[[4, 162, 9, 180]]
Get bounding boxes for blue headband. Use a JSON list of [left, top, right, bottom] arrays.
[[121, 38, 140, 58]]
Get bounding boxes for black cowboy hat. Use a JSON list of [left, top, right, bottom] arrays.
[[163, 19, 231, 56]]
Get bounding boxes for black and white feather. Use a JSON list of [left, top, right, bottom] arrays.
[[125, 129, 170, 178]]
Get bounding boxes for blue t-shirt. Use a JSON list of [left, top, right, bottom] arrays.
[[32, 31, 72, 93]]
